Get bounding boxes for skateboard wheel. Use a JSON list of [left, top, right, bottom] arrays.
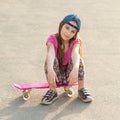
[[22, 89, 31, 100], [64, 87, 74, 97]]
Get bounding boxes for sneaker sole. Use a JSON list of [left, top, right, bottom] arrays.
[[78, 95, 93, 103], [41, 97, 58, 105]]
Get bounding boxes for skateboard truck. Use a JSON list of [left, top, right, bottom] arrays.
[[64, 87, 74, 97]]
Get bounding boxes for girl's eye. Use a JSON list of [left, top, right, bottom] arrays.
[[71, 30, 75, 34], [66, 26, 69, 30]]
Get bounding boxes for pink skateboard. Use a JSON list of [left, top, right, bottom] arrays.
[[13, 82, 78, 100]]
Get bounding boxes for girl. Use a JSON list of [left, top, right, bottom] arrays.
[[41, 14, 93, 105]]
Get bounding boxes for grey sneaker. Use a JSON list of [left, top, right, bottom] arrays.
[[41, 90, 58, 105], [78, 88, 93, 103]]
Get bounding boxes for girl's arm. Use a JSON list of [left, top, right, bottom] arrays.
[[46, 42, 58, 89], [46, 42, 55, 70], [71, 44, 80, 69], [68, 44, 80, 85]]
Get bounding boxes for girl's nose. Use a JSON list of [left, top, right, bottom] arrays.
[[67, 30, 70, 35]]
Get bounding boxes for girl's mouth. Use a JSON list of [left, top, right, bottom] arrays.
[[64, 34, 69, 39]]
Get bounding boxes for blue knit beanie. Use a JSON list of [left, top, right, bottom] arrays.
[[61, 14, 81, 31]]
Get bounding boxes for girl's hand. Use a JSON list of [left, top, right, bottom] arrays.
[[47, 68, 58, 87], [67, 67, 78, 86]]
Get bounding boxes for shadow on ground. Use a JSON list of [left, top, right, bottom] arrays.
[[0, 93, 91, 120]]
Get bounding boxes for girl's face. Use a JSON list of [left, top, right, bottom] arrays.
[[60, 21, 78, 41]]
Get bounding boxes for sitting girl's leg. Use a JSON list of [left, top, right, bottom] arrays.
[[66, 58, 93, 103], [44, 59, 57, 90], [65, 58, 84, 86], [78, 58, 85, 89], [53, 58, 68, 85], [45, 58, 68, 86], [78, 59, 93, 102], [41, 58, 59, 105], [53, 58, 63, 85]]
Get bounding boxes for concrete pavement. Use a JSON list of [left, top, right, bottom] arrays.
[[0, 0, 120, 120]]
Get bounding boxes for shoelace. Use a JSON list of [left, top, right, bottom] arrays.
[[80, 88, 90, 98], [43, 90, 55, 100]]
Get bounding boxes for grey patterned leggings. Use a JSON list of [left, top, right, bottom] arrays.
[[44, 58, 85, 85]]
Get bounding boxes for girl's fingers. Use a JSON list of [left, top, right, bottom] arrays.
[[68, 78, 73, 86], [68, 82, 73, 86], [67, 77, 70, 82], [55, 75, 59, 82]]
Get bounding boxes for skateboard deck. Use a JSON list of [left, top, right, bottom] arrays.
[[13, 82, 78, 100], [13, 82, 78, 90]]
